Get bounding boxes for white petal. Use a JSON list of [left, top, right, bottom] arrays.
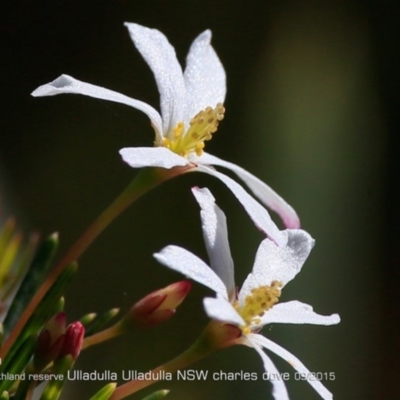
[[240, 229, 314, 301], [119, 147, 189, 169], [242, 335, 289, 400], [31, 74, 163, 138], [184, 30, 226, 121], [197, 165, 286, 246], [249, 333, 334, 400], [124, 23, 185, 135], [153, 245, 228, 299], [191, 187, 235, 297], [199, 153, 300, 229], [260, 301, 341, 326], [203, 295, 245, 326]]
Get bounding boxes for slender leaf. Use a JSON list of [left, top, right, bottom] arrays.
[[3, 233, 58, 336]]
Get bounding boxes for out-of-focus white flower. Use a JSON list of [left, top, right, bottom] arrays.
[[154, 187, 340, 400], [31, 23, 299, 245]]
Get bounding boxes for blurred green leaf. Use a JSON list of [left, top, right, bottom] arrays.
[[79, 312, 97, 327], [141, 389, 170, 400], [3, 233, 58, 336], [0, 390, 9, 400], [0, 335, 36, 393], [89, 382, 117, 400], [39, 356, 70, 400], [85, 308, 120, 336], [0, 263, 77, 383]]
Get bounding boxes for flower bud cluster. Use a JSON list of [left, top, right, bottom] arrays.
[[34, 312, 84, 372]]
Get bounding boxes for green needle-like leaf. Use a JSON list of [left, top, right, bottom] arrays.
[[54, 297, 65, 313], [3, 233, 59, 336], [39, 356, 70, 400], [0, 335, 36, 393], [79, 312, 97, 327], [89, 383, 117, 400], [0, 263, 77, 382], [85, 308, 120, 336], [140, 389, 170, 400], [0, 233, 39, 304], [0, 390, 9, 400], [0, 324, 3, 348]]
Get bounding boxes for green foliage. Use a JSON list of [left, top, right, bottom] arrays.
[[89, 383, 117, 400], [140, 389, 170, 400], [0, 391, 9, 400], [85, 308, 120, 336], [0, 262, 77, 396], [3, 234, 59, 336]]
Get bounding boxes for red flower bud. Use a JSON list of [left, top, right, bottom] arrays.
[[34, 312, 67, 371], [57, 321, 85, 360], [128, 281, 191, 329]]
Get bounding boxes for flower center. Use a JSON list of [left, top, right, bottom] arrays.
[[234, 280, 283, 334], [162, 103, 225, 157]]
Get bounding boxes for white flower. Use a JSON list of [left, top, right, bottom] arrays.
[[31, 22, 299, 246], [154, 187, 340, 400]]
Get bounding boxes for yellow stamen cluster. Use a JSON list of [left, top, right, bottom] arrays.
[[162, 103, 225, 157], [235, 281, 283, 335]]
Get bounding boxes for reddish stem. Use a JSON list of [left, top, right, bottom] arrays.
[[0, 166, 189, 359]]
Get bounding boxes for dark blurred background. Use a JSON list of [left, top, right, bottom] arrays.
[[1, 0, 399, 399]]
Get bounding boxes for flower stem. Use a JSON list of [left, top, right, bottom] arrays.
[[0, 166, 189, 359], [82, 324, 122, 350], [110, 338, 207, 400], [110, 321, 241, 400]]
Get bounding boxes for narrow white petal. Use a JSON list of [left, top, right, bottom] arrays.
[[199, 153, 300, 228], [197, 165, 286, 246], [249, 334, 334, 400], [203, 295, 245, 326], [240, 230, 314, 301], [260, 301, 341, 326], [124, 23, 185, 134], [153, 245, 228, 299], [184, 30, 226, 122], [31, 74, 163, 137], [119, 147, 189, 169], [242, 335, 289, 400], [191, 187, 235, 297]]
